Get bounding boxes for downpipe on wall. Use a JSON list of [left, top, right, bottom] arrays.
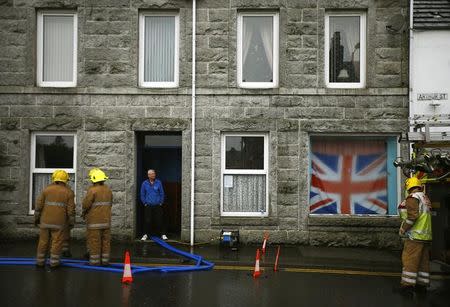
[[190, 0, 197, 247]]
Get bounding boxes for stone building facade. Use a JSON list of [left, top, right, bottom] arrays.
[[0, 0, 409, 248]]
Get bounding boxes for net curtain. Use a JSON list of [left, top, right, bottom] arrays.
[[144, 16, 175, 82]]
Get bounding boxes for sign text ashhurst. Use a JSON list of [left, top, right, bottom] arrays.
[[417, 93, 448, 101]]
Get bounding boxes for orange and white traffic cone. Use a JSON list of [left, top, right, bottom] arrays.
[[274, 245, 281, 272], [253, 248, 261, 278], [121, 250, 133, 284], [262, 232, 269, 255]]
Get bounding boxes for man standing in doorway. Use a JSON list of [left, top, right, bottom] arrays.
[[140, 169, 167, 241]]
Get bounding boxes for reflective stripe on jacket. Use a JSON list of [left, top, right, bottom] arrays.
[[404, 192, 432, 241], [35, 183, 75, 229], [82, 184, 113, 229]]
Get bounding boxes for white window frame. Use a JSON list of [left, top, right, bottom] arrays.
[[237, 12, 279, 89], [139, 11, 180, 88], [29, 132, 77, 214], [36, 11, 78, 87], [220, 133, 269, 217], [324, 12, 366, 89]]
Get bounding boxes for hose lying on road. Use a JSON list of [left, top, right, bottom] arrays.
[[0, 237, 214, 274]]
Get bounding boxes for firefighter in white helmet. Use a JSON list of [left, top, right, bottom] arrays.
[[82, 168, 113, 266], [397, 177, 432, 297]]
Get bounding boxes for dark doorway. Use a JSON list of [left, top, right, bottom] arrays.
[[136, 132, 182, 239]]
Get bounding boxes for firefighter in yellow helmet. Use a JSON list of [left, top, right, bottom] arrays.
[[82, 168, 113, 266], [35, 170, 75, 268], [397, 177, 432, 297]]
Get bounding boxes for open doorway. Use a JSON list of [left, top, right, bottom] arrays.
[[136, 132, 182, 239]]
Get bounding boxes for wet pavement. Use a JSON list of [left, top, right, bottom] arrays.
[[1, 265, 449, 307], [0, 239, 405, 272], [1, 239, 449, 306]]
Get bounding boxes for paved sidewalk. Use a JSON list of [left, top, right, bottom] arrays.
[[0, 239, 403, 271], [2, 237, 449, 274]]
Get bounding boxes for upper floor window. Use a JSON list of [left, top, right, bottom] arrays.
[[237, 12, 279, 88], [37, 11, 77, 87], [325, 12, 366, 88], [139, 12, 179, 88]]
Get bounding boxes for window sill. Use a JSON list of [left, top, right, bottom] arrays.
[[308, 215, 400, 227], [37, 82, 77, 88], [211, 216, 278, 226]]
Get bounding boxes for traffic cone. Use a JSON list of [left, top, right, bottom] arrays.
[[274, 245, 281, 272], [121, 250, 133, 284], [253, 249, 261, 278], [262, 232, 269, 255]]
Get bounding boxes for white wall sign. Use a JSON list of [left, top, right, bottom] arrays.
[[417, 93, 448, 101], [224, 175, 233, 188]]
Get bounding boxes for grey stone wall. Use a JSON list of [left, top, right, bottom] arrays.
[[0, 0, 409, 248]]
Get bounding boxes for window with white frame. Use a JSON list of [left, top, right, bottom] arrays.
[[237, 12, 279, 88], [139, 12, 179, 88], [325, 12, 366, 88], [37, 11, 77, 87], [309, 136, 399, 215], [30, 133, 76, 214], [221, 133, 269, 216]]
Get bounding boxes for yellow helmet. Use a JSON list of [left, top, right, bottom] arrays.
[[405, 177, 422, 192], [89, 168, 108, 183], [52, 170, 69, 183], [88, 168, 100, 178]]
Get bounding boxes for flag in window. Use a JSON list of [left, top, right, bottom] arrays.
[[309, 140, 388, 214]]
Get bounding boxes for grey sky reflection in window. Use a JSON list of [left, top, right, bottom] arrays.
[[225, 136, 264, 169], [35, 135, 74, 168], [329, 16, 360, 83]]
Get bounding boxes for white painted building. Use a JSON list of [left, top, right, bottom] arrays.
[[408, 0, 450, 263]]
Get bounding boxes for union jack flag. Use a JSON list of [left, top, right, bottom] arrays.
[[309, 140, 388, 214]]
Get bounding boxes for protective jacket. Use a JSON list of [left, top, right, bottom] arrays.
[[35, 183, 75, 229], [82, 184, 113, 229], [400, 192, 432, 241]]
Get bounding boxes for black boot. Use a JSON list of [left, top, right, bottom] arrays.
[[415, 284, 428, 296], [393, 285, 415, 298]]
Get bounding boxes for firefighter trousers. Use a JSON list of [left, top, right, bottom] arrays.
[[36, 228, 64, 267], [62, 225, 71, 254], [86, 228, 111, 265], [401, 239, 431, 287]]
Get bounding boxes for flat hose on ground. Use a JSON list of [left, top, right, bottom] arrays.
[[0, 237, 214, 273]]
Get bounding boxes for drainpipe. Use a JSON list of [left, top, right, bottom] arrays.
[[408, 0, 414, 159], [409, 0, 414, 122], [190, 0, 197, 247]]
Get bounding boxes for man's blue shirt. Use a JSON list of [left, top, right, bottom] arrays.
[[140, 179, 165, 206]]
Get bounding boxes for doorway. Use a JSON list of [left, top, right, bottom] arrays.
[[136, 132, 182, 239]]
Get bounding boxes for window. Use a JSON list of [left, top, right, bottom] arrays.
[[237, 12, 279, 88], [325, 12, 366, 88], [309, 136, 398, 215], [29, 133, 76, 214], [37, 11, 77, 87], [221, 133, 269, 216], [139, 12, 179, 88]]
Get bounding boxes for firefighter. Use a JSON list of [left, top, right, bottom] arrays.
[[398, 177, 432, 297], [82, 168, 113, 266], [35, 170, 75, 268], [61, 225, 72, 258]]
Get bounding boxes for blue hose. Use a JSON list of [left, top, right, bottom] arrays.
[[0, 238, 214, 274]]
